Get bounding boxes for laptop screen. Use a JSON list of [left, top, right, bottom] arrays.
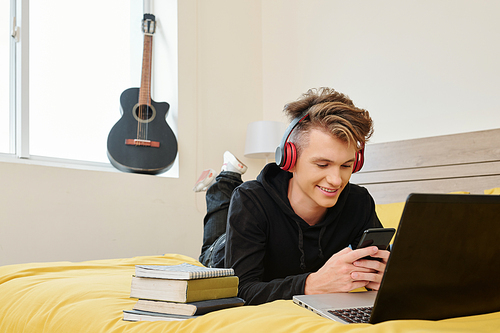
[[370, 193, 500, 323]]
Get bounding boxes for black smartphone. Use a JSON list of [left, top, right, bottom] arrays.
[[355, 227, 396, 260]]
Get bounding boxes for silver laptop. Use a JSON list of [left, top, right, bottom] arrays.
[[294, 193, 500, 324]]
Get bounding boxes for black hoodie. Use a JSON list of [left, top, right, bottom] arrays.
[[225, 163, 382, 305]]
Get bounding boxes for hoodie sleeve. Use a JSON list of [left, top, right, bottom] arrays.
[[224, 186, 308, 305]]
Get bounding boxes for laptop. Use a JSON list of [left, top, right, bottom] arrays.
[[294, 193, 500, 324]]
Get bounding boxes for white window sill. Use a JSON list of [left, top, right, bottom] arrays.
[[0, 153, 177, 177]]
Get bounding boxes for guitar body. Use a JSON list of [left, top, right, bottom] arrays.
[[107, 87, 178, 175]]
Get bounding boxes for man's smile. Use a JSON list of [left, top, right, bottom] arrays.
[[318, 185, 338, 193]]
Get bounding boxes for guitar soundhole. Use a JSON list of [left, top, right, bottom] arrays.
[[133, 103, 156, 123]]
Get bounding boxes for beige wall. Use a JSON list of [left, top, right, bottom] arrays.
[[2, 0, 499, 265]]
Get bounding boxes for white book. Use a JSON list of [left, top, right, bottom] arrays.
[[123, 309, 198, 322]]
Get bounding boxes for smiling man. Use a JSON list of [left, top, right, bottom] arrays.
[[200, 88, 388, 305]]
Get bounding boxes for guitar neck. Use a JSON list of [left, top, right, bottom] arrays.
[[139, 14, 156, 106], [139, 35, 153, 106]]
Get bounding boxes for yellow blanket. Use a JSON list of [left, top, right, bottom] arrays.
[[1, 254, 499, 332]]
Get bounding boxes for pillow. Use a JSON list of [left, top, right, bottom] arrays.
[[484, 187, 500, 195], [375, 202, 405, 232], [375, 192, 472, 235]]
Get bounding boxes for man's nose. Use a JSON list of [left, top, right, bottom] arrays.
[[326, 167, 342, 187]]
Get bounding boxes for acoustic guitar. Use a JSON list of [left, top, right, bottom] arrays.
[[107, 13, 177, 175]]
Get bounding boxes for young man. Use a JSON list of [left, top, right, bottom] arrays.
[[197, 87, 389, 305]]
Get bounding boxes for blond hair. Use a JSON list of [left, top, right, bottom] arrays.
[[284, 87, 374, 155]]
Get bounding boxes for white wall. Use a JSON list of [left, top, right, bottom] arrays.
[[1, 0, 499, 265], [261, 0, 500, 143]]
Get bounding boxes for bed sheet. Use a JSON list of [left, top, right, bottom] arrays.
[[1, 253, 499, 333]]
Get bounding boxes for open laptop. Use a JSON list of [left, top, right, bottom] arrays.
[[294, 193, 500, 324]]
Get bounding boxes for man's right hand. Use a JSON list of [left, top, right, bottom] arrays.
[[304, 246, 386, 295]]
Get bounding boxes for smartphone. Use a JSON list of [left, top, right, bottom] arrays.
[[355, 227, 396, 260]]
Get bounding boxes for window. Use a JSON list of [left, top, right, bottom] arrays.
[[1, 0, 11, 154], [2, 0, 178, 177], [29, 1, 132, 163]]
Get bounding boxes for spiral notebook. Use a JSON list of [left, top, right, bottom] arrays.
[[135, 263, 234, 280]]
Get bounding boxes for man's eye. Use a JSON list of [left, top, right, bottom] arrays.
[[342, 164, 353, 169], [316, 164, 328, 168]]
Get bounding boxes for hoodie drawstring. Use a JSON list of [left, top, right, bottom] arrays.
[[295, 221, 307, 271], [318, 226, 326, 260], [295, 222, 327, 271]]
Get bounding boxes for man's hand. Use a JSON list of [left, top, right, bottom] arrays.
[[304, 246, 390, 295], [352, 248, 390, 290]]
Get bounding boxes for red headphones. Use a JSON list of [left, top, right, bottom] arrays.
[[274, 111, 365, 173]]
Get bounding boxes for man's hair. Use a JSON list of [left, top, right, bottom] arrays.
[[284, 87, 374, 156]]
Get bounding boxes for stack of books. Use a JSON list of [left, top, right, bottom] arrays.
[[123, 263, 244, 322]]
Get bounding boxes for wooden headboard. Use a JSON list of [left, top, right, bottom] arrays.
[[350, 128, 500, 204]]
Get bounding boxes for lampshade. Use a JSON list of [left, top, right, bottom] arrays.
[[244, 121, 286, 160]]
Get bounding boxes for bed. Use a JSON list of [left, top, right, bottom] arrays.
[[1, 129, 500, 333]]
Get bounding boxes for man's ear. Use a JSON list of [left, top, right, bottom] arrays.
[[287, 158, 297, 173]]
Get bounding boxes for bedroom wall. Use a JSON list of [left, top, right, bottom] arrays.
[[261, 0, 500, 143], [1, 0, 499, 265]]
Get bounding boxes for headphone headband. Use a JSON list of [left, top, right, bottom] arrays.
[[275, 111, 365, 173], [274, 110, 309, 168]]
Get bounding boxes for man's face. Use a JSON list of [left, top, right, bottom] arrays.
[[288, 128, 356, 212]]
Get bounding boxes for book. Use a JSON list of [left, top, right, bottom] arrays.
[[135, 263, 234, 280], [123, 309, 199, 322], [133, 297, 245, 316], [130, 275, 239, 303]]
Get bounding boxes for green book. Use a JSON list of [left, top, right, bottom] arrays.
[[130, 275, 239, 303]]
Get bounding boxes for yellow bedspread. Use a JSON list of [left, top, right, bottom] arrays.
[[1, 253, 499, 333]]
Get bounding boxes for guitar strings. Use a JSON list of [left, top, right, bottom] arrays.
[[145, 34, 152, 141], [137, 34, 153, 142]]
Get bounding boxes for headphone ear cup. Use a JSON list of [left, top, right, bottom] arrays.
[[275, 145, 285, 169], [281, 142, 297, 171], [352, 147, 365, 173]]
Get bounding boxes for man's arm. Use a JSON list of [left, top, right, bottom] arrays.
[[224, 188, 308, 305]]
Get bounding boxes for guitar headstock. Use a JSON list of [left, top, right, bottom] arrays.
[[142, 14, 156, 35]]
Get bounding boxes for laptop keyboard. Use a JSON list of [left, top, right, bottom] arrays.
[[328, 306, 373, 323]]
